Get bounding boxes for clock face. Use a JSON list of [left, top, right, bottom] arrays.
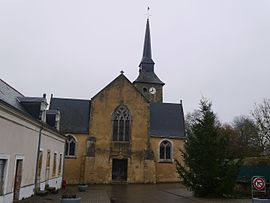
[[149, 87, 156, 94]]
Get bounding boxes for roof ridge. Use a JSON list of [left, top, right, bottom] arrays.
[[153, 102, 181, 105], [52, 97, 90, 102]]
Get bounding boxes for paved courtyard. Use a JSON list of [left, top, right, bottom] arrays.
[[19, 183, 252, 203]]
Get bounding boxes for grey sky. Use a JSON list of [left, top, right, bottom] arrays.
[[1, 0, 270, 123]]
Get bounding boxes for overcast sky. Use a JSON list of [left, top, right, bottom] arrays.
[[1, 0, 270, 123]]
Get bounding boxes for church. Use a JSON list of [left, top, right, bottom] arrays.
[[50, 18, 186, 184]]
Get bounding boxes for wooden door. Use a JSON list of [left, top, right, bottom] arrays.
[[112, 159, 128, 182], [13, 160, 23, 201]]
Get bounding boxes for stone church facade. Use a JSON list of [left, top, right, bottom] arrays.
[[50, 18, 186, 184]]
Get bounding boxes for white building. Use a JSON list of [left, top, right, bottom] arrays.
[[0, 79, 65, 203]]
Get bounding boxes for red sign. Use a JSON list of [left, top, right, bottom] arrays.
[[252, 177, 265, 191]]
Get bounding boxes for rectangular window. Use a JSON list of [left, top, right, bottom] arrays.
[[46, 150, 51, 167], [52, 153, 57, 177], [58, 154, 62, 176], [0, 159, 7, 195]]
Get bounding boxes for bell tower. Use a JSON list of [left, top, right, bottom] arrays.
[[133, 18, 165, 103]]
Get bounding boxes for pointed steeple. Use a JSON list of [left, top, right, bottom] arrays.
[[140, 18, 154, 66], [134, 17, 164, 85]]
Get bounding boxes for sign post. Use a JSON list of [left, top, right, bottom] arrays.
[[251, 176, 267, 201]]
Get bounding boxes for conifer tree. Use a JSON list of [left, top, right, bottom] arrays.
[[176, 98, 240, 197]]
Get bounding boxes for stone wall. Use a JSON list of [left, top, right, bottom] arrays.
[[85, 75, 151, 183], [63, 134, 88, 184], [150, 137, 185, 182], [134, 83, 163, 103]]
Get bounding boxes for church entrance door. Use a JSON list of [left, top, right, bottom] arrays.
[[112, 159, 128, 182]]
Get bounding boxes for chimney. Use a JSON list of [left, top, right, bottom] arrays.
[[40, 93, 48, 122], [55, 108, 61, 131]]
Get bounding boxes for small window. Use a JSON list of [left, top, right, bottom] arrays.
[[143, 87, 147, 93], [65, 135, 77, 157], [46, 150, 51, 167], [0, 159, 7, 195], [159, 140, 172, 161]]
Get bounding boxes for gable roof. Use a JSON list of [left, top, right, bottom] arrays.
[[150, 102, 186, 138], [49, 98, 90, 134], [92, 73, 149, 103]]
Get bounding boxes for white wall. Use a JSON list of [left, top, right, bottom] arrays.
[[0, 103, 65, 203]]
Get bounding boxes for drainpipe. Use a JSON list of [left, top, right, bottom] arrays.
[[61, 135, 67, 188], [34, 123, 43, 193]]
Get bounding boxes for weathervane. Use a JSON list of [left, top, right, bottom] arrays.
[[145, 6, 151, 19]]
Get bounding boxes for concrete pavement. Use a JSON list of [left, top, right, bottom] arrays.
[[18, 183, 252, 203]]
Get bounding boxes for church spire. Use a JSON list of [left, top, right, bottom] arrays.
[[133, 13, 165, 103], [140, 18, 154, 66], [134, 16, 164, 85]]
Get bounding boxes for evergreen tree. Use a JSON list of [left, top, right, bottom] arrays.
[[176, 98, 240, 197]]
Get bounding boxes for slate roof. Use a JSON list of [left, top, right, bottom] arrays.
[[0, 79, 48, 119], [49, 98, 90, 134], [0, 79, 26, 113], [0, 79, 63, 134], [150, 102, 186, 138], [134, 70, 165, 85], [18, 97, 46, 103], [140, 18, 154, 65], [17, 96, 47, 119]]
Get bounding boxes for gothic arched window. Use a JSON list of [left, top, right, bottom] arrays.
[[112, 105, 131, 142], [159, 140, 172, 161], [65, 135, 77, 157]]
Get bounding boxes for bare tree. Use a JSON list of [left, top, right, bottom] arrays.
[[251, 98, 270, 151], [185, 110, 200, 136], [233, 116, 260, 148], [231, 116, 262, 156]]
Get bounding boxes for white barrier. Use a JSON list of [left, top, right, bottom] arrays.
[[253, 198, 270, 203]]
